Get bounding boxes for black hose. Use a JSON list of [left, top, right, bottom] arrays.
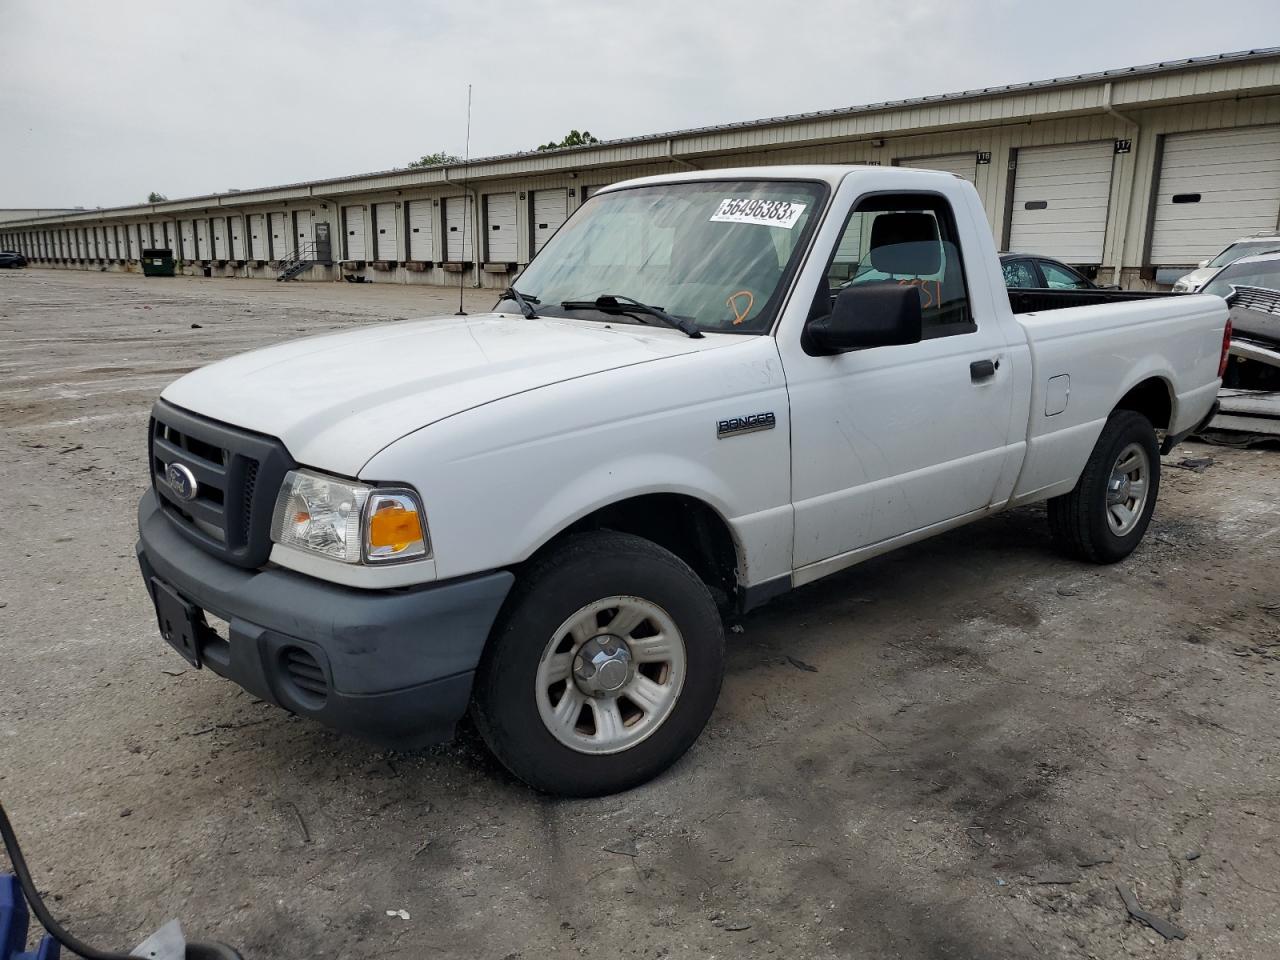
[[0, 799, 241, 960]]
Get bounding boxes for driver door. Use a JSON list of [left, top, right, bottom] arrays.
[[782, 191, 1018, 573]]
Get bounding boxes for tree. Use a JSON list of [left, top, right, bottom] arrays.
[[407, 151, 462, 168], [537, 129, 600, 151], [147, 191, 168, 203]]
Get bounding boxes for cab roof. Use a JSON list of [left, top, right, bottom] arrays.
[[600, 164, 966, 193]]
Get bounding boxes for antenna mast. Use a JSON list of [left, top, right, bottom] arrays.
[[455, 83, 472, 317]]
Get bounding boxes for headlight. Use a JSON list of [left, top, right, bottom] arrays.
[[270, 469, 429, 564]]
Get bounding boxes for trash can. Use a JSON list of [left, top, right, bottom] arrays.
[[141, 247, 176, 277]]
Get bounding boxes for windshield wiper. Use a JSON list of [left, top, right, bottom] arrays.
[[559, 294, 703, 339], [499, 287, 540, 319]]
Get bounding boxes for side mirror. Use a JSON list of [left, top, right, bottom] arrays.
[[1198, 258, 1211, 269], [805, 283, 923, 354]]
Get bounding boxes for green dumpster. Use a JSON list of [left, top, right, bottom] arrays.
[[141, 247, 176, 277]]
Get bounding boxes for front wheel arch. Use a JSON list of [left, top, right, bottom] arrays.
[[521, 492, 743, 607]]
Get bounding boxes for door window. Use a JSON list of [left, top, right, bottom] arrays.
[[826, 193, 975, 337], [1001, 259, 1038, 288], [1038, 260, 1091, 289]]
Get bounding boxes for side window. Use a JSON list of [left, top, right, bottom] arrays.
[[1002, 259, 1038, 289], [825, 193, 975, 337], [1039, 260, 1090, 290]]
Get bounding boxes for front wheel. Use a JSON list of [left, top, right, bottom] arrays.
[[471, 531, 725, 797], [1047, 409, 1161, 563]]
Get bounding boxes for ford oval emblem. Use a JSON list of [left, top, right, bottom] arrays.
[[165, 462, 198, 502]]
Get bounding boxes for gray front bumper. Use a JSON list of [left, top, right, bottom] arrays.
[[137, 489, 513, 748]]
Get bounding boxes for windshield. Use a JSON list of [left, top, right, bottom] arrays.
[[508, 179, 828, 334], [1202, 258, 1280, 298], [1208, 240, 1280, 268]]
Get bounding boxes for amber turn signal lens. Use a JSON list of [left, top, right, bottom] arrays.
[[368, 503, 423, 551]]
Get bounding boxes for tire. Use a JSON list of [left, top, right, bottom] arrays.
[[472, 530, 725, 797], [1047, 409, 1161, 563]]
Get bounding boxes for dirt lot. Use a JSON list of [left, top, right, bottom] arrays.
[[1, 268, 1278, 960]]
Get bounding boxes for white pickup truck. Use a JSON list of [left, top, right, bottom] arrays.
[[137, 166, 1228, 796]]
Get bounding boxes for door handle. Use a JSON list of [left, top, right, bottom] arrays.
[[970, 358, 999, 381]]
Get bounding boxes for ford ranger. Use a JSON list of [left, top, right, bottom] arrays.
[[136, 166, 1229, 796]]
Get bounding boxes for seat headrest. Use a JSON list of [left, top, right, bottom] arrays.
[[868, 213, 941, 275]]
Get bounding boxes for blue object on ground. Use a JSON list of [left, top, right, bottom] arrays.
[[0, 875, 59, 960]]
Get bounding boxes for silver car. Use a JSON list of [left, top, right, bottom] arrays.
[[1173, 235, 1280, 292]]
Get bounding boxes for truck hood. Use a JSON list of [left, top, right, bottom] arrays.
[[162, 313, 731, 476]]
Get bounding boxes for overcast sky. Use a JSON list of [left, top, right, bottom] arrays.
[[2, 0, 1278, 209]]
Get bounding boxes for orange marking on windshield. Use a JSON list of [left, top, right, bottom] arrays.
[[727, 290, 755, 325]]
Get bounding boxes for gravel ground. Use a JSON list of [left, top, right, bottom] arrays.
[[1, 268, 1278, 960]]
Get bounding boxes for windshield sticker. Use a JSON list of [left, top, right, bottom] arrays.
[[710, 198, 807, 229]]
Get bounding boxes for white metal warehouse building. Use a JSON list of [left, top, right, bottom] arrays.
[[4, 48, 1280, 290]]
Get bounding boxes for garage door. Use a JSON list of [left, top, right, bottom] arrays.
[[445, 196, 473, 262], [1149, 126, 1280, 265], [900, 153, 978, 184], [246, 214, 265, 259], [229, 217, 245, 259], [212, 218, 228, 259], [485, 193, 517, 261], [178, 220, 193, 260], [407, 200, 434, 261], [294, 210, 314, 256], [1009, 141, 1114, 263], [531, 189, 568, 254], [343, 206, 366, 260], [373, 202, 398, 260], [267, 212, 286, 259], [162, 223, 175, 256]]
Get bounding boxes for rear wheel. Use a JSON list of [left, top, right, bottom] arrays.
[[1048, 409, 1161, 563], [472, 531, 725, 797]]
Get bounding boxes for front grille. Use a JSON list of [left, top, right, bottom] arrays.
[[1229, 285, 1280, 317], [150, 400, 295, 568], [241, 459, 259, 542]]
